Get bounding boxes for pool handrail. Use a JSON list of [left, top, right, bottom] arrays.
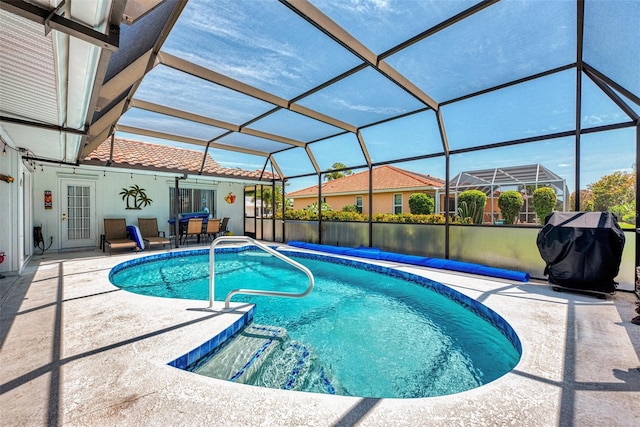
[[208, 236, 315, 309]]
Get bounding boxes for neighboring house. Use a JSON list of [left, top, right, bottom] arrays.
[[245, 197, 265, 218], [286, 163, 567, 223], [286, 165, 445, 215]]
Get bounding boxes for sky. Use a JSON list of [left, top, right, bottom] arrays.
[[116, 0, 639, 195]]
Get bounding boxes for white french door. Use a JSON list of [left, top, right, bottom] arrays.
[[59, 179, 96, 249]]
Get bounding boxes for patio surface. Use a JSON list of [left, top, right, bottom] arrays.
[[1, 245, 639, 426]]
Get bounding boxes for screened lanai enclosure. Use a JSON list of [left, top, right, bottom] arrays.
[[1, 0, 639, 289], [441, 164, 570, 224]]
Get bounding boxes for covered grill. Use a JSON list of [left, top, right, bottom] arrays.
[[536, 212, 625, 294]]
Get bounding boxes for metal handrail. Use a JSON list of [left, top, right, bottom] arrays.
[[208, 236, 314, 309]]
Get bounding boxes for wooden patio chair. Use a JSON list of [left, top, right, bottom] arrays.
[[219, 217, 230, 236], [204, 218, 221, 243], [183, 217, 204, 246], [104, 218, 138, 256], [138, 218, 172, 250]]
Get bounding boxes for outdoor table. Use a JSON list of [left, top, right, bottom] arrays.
[[168, 213, 210, 243]]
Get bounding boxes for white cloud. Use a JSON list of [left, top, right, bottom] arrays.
[[329, 0, 392, 14], [332, 98, 404, 115]]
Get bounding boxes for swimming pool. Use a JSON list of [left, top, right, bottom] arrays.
[[109, 246, 521, 398]]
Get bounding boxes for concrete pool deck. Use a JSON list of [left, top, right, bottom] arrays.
[[1, 245, 639, 426]]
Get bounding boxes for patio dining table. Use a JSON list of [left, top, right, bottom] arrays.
[[167, 212, 211, 242]]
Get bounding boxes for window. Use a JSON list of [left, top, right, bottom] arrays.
[[393, 194, 402, 214], [355, 196, 363, 213], [169, 188, 216, 217]]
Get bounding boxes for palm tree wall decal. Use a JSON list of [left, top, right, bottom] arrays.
[[120, 185, 153, 209]]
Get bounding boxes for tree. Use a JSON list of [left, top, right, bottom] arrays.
[[588, 171, 635, 211], [408, 193, 434, 215], [324, 162, 353, 181], [498, 190, 523, 224], [569, 190, 594, 212], [609, 201, 636, 224], [253, 185, 284, 217], [532, 187, 557, 223], [458, 190, 487, 224], [305, 201, 332, 214]]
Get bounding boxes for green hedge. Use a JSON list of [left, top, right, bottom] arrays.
[[372, 213, 445, 224], [277, 209, 446, 224]]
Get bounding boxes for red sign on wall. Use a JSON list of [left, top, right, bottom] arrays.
[[44, 190, 52, 209]]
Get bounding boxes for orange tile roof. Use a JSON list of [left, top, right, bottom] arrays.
[[287, 165, 445, 197], [84, 137, 275, 180]]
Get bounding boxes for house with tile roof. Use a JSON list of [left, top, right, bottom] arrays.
[[286, 165, 445, 215], [8, 137, 277, 256], [84, 137, 275, 180]]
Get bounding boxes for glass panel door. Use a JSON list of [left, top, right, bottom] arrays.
[[60, 179, 95, 249]]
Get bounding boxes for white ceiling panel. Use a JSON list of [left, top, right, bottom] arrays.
[[1, 122, 65, 160], [0, 9, 59, 125]]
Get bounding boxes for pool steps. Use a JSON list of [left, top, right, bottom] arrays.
[[185, 323, 339, 394], [194, 324, 287, 383]]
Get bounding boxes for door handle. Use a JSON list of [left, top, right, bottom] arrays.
[[61, 213, 66, 221]]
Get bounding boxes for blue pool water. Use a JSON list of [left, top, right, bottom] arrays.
[[109, 247, 521, 398]]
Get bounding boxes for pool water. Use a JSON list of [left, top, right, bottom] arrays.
[[110, 248, 521, 398]]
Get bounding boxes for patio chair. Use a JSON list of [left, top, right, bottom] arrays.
[[138, 218, 172, 250], [219, 217, 230, 236], [104, 218, 138, 256], [204, 218, 221, 243], [183, 217, 204, 246]]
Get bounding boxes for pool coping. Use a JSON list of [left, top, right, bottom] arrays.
[[2, 243, 639, 426]]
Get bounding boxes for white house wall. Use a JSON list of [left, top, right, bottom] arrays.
[[0, 147, 21, 274], [31, 164, 246, 254]]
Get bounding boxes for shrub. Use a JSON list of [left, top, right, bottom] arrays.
[[532, 187, 557, 223], [408, 193, 434, 215], [609, 201, 636, 224], [282, 209, 446, 224], [372, 213, 445, 224], [342, 204, 358, 213], [286, 209, 317, 221], [305, 201, 332, 214], [498, 190, 524, 224], [322, 210, 367, 222], [458, 190, 487, 224]]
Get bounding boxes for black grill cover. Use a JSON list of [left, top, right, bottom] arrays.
[[536, 212, 625, 293]]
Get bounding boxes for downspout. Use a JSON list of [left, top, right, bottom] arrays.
[[173, 175, 186, 248], [255, 185, 259, 239]]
